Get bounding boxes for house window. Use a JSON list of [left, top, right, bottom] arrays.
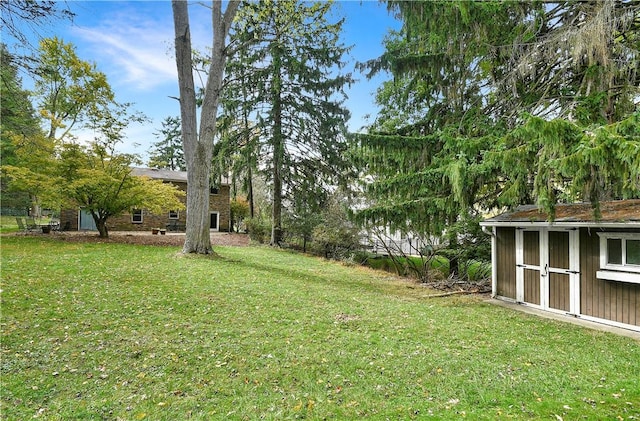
[[210, 186, 219, 195], [132, 209, 143, 224], [169, 210, 179, 219], [597, 233, 640, 283]]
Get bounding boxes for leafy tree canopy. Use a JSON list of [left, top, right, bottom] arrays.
[[1, 37, 182, 237]]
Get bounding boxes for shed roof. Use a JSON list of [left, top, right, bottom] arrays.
[[481, 200, 640, 228]]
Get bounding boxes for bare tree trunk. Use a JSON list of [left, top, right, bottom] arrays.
[[270, 45, 284, 246], [247, 165, 254, 219], [172, 0, 239, 254]]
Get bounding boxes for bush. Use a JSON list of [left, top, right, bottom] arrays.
[[462, 259, 492, 282], [230, 198, 250, 233], [245, 217, 271, 244], [312, 222, 361, 260]]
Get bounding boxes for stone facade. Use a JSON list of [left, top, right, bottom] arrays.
[[59, 168, 230, 232]]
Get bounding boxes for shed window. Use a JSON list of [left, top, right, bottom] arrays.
[[628, 240, 640, 265], [132, 209, 143, 224], [597, 233, 640, 279], [607, 238, 622, 265]]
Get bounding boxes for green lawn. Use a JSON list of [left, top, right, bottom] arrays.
[[1, 237, 639, 420]]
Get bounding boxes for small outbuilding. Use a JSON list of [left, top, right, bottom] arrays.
[[480, 200, 640, 332]]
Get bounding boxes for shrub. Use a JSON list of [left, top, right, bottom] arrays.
[[245, 217, 271, 244], [462, 259, 492, 282]]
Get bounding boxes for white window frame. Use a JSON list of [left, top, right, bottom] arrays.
[[168, 210, 179, 220], [131, 209, 143, 224], [597, 232, 640, 284]]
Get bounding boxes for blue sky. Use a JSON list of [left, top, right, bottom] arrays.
[[7, 1, 400, 160]]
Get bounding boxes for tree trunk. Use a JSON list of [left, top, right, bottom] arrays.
[[247, 165, 254, 219], [172, 0, 239, 254], [92, 213, 109, 238], [270, 44, 283, 246]]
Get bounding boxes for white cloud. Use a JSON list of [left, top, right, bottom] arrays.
[[71, 10, 177, 91]]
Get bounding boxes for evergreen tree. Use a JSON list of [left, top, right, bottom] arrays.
[[148, 116, 185, 171], [355, 0, 640, 276], [225, 0, 353, 245]]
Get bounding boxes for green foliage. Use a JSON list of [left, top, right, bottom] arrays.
[[245, 216, 271, 244], [147, 116, 185, 171], [1, 38, 177, 238], [462, 259, 492, 283], [354, 0, 640, 275], [0, 45, 42, 210], [230, 197, 250, 232], [58, 142, 185, 237], [492, 112, 640, 216], [311, 197, 361, 260], [33, 37, 116, 141], [366, 255, 449, 279], [224, 0, 354, 244]]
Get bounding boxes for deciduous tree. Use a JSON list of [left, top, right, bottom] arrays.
[[172, 0, 240, 254], [57, 142, 185, 238]]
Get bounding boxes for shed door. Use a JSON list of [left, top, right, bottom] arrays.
[[516, 228, 580, 313], [546, 229, 580, 314], [516, 230, 542, 306]]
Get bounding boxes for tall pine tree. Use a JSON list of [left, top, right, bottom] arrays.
[[223, 0, 353, 245]]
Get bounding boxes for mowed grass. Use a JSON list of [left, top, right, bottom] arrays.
[[1, 237, 639, 420]]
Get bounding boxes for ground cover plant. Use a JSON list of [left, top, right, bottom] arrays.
[[1, 236, 639, 420]]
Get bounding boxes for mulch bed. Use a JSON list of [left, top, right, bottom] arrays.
[[12, 231, 250, 247]]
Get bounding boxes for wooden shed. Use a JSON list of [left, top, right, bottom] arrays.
[[480, 200, 640, 332]]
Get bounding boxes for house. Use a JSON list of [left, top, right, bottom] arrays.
[[59, 167, 231, 232], [480, 200, 640, 332], [361, 227, 436, 257]]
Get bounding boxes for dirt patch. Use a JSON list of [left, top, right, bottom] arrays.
[[14, 231, 250, 247]]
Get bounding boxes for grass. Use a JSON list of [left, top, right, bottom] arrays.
[[0, 215, 21, 234], [1, 236, 639, 420]]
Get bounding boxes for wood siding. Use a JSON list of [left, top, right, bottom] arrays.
[[496, 227, 516, 299], [580, 228, 640, 327]]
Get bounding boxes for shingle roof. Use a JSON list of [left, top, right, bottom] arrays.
[[130, 167, 230, 185], [131, 167, 187, 182], [482, 200, 640, 227]]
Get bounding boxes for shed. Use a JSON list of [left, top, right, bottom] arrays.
[[480, 200, 640, 332]]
